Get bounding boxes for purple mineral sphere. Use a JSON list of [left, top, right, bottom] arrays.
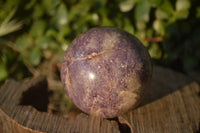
[[61, 27, 152, 118]]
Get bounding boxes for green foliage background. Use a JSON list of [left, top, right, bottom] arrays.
[[0, 0, 200, 83]]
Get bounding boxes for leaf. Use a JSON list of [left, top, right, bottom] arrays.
[[98, 7, 114, 27], [25, 0, 36, 10], [119, 0, 135, 12], [37, 36, 49, 50], [28, 46, 41, 66], [56, 4, 68, 28], [158, 0, 174, 17], [136, 20, 146, 30], [153, 19, 165, 35], [4, 0, 20, 7], [33, 4, 44, 19], [196, 7, 200, 18], [146, 28, 154, 37], [91, 13, 99, 24], [0, 63, 8, 82], [148, 0, 162, 7], [149, 43, 162, 59], [0, 8, 23, 36], [15, 34, 32, 51], [46, 29, 57, 38], [71, 14, 91, 32], [174, 0, 191, 19], [156, 8, 170, 19], [48, 41, 60, 50], [29, 20, 46, 38], [57, 26, 70, 42], [123, 19, 134, 34], [135, 0, 151, 22], [173, 10, 189, 19], [68, 0, 93, 20], [42, 0, 59, 15], [176, 0, 191, 11]]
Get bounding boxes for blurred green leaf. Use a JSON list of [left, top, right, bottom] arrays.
[[173, 10, 189, 19], [37, 36, 49, 49], [15, 34, 32, 51], [33, 4, 44, 19], [68, 0, 93, 21], [173, 0, 191, 20], [123, 19, 134, 34], [156, 8, 170, 20], [5, 0, 21, 7], [57, 26, 70, 42], [29, 20, 46, 37], [91, 13, 99, 25], [149, 43, 162, 59], [42, 0, 59, 15], [48, 41, 60, 51], [0, 8, 23, 36], [25, 0, 36, 10], [153, 19, 165, 35], [56, 4, 68, 28], [53, 0, 61, 6], [72, 14, 91, 32], [176, 0, 191, 11], [146, 28, 154, 37], [135, 0, 151, 22], [136, 21, 146, 30], [158, 0, 174, 18], [0, 63, 8, 82], [1, 48, 11, 64], [46, 29, 57, 38], [119, 0, 135, 12], [196, 7, 200, 18], [148, 0, 161, 7], [28, 46, 41, 66]]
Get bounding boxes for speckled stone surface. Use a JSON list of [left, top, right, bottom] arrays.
[[61, 27, 152, 118]]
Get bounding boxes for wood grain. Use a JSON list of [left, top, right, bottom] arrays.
[[0, 108, 44, 133], [0, 76, 120, 133], [120, 66, 200, 133], [0, 65, 200, 133]]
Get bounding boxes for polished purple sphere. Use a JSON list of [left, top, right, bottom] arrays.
[[61, 27, 152, 118]]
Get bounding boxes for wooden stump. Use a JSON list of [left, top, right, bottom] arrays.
[[0, 65, 200, 133]]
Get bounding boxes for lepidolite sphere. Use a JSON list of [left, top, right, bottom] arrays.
[[61, 27, 152, 118]]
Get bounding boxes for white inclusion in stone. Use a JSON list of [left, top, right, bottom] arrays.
[[89, 73, 95, 80]]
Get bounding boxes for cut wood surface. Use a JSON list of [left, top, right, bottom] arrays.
[[0, 65, 200, 133]]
